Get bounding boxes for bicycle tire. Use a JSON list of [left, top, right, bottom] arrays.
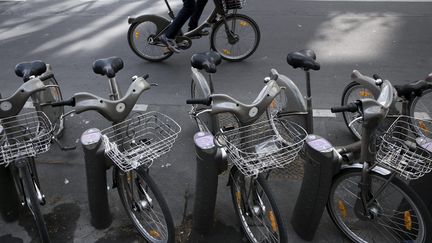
[[190, 79, 218, 133], [210, 14, 260, 62], [116, 167, 175, 243], [20, 162, 50, 243], [229, 168, 288, 243], [341, 81, 374, 140], [409, 89, 432, 136], [36, 73, 65, 138], [327, 168, 432, 243], [127, 16, 173, 62]]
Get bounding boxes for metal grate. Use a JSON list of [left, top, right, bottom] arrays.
[[101, 111, 181, 172], [0, 111, 53, 165], [376, 116, 432, 180]]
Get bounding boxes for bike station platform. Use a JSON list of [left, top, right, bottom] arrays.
[[0, 104, 353, 242]]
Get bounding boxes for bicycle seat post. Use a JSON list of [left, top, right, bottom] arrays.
[[108, 77, 122, 100], [304, 69, 314, 133]]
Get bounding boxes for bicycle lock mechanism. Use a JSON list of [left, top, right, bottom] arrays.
[[291, 134, 341, 240]]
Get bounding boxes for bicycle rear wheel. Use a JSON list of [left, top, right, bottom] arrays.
[[229, 168, 288, 243], [409, 89, 432, 136], [211, 14, 260, 61], [116, 167, 174, 243], [20, 162, 50, 243], [128, 16, 173, 62], [327, 168, 432, 243]]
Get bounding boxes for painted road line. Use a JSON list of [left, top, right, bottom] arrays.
[[313, 109, 337, 118], [23, 102, 345, 118]]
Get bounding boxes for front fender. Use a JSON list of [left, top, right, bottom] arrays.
[[272, 69, 307, 113]]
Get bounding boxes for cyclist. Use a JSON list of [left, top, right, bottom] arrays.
[[160, 0, 208, 53]]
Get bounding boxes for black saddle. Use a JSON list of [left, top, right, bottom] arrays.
[[93, 57, 124, 78], [286, 49, 320, 71], [395, 79, 431, 99], [190, 51, 222, 73], [15, 60, 47, 82]]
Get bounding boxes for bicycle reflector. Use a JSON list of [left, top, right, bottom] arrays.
[[338, 200, 347, 219], [404, 211, 412, 231]]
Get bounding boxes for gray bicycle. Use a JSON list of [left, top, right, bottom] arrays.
[[294, 70, 432, 243], [50, 57, 180, 243], [341, 72, 432, 140], [128, 0, 260, 62], [0, 60, 65, 243], [187, 52, 308, 243]]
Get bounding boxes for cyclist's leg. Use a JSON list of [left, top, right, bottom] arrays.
[[188, 0, 209, 31], [165, 0, 195, 38]]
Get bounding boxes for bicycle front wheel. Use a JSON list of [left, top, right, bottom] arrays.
[[409, 89, 432, 136], [341, 81, 374, 139], [116, 167, 174, 243], [327, 168, 432, 243], [20, 163, 50, 243], [211, 14, 260, 61], [229, 168, 288, 243], [128, 16, 173, 62]]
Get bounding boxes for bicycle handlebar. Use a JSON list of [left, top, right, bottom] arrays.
[[50, 98, 76, 107], [186, 97, 212, 106], [331, 103, 358, 113]]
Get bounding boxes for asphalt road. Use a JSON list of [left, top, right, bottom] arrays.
[[0, 0, 431, 242]]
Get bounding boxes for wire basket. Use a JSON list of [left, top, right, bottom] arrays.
[[376, 116, 432, 180], [0, 111, 53, 165], [222, 0, 246, 10], [101, 111, 181, 172], [218, 118, 307, 177]]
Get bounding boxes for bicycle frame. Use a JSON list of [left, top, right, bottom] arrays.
[[160, 0, 237, 39]]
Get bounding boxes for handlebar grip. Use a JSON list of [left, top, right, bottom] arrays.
[[50, 98, 75, 107], [186, 97, 212, 106], [372, 74, 382, 80], [331, 103, 358, 113]]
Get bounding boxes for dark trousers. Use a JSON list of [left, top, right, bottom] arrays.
[[165, 0, 208, 38]]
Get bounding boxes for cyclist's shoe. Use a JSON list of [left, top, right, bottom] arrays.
[[160, 34, 180, 53], [188, 29, 210, 38]]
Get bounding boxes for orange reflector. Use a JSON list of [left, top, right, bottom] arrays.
[[359, 90, 371, 97], [150, 229, 161, 238], [271, 100, 277, 109], [236, 191, 241, 205], [135, 31, 140, 40], [127, 172, 132, 183], [240, 21, 248, 27], [338, 200, 347, 219], [268, 210, 278, 232], [223, 49, 231, 55], [404, 211, 412, 230], [419, 121, 430, 134]]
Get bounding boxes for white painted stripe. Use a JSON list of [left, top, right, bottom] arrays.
[[25, 102, 339, 118], [313, 109, 336, 118], [132, 104, 148, 112]]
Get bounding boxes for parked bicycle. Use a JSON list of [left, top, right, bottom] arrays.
[[0, 60, 65, 243], [187, 51, 308, 242], [293, 70, 432, 243], [50, 57, 180, 243], [128, 0, 260, 62], [341, 72, 432, 139]]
